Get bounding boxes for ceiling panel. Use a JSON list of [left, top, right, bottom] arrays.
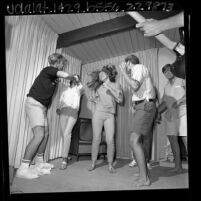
[[63, 28, 180, 64], [121, 31, 134, 53], [103, 35, 118, 58], [40, 13, 181, 64], [40, 15, 64, 34], [40, 13, 126, 34], [76, 13, 96, 26]]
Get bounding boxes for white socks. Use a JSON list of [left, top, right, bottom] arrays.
[[20, 160, 30, 169], [35, 154, 44, 163]]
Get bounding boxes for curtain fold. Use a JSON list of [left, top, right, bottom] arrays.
[[80, 49, 159, 159], [6, 16, 58, 168]]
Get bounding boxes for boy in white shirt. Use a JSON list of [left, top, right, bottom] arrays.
[[119, 55, 156, 186]]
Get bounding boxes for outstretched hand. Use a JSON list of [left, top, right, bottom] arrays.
[[136, 19, 164, 37]]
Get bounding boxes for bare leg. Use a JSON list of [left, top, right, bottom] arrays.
[[104, 115, 116, 173], [168, 135, 183, 173], [23, 126, 45, 161], [36, 126, 49, 155], [142, 130, 153, 163], [181, 136, 188, 153], [61, 115, 77, 159], [130, 132, 151, 186], [88, 112, 103, 171], [16, 126, 44, 179]]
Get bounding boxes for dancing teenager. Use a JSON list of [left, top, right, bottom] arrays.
[[118, 55, 156, 186], [57, 75, 84, 170], [16, 53, 72, 179], [87, 65, 123, 173], [129, 87, 159, 169], [156, 64, 187, 173]]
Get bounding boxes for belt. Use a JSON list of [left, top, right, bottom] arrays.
[[133, 99, 155, 105]]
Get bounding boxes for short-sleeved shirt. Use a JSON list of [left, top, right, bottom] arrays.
[[131, 64, 155, 101], [27, 66, 59, 108], [164, 77, 186, 119], [164, 78, 185, 102], [95, 84, 117, 114]]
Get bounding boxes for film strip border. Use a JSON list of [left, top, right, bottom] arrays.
[[1, 0, 184, 15]]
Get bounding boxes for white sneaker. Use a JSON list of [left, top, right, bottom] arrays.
[[35, 162, 54, 169], [16, 167, 39, 179], [129, 159, 137, 167], [30, 164, 51, 175]]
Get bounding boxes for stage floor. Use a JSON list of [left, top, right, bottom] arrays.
[[10, 157, 188, 193]]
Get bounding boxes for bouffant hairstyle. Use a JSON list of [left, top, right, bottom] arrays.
[[101, 65, 118, 82], [87, 64, 118, 91], [48, 53, 68, 66]]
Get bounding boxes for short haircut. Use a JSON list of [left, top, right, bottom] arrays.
[[48, 53, 68, 66], [125, 55, 140, 65], [162, 64, 172, 73]]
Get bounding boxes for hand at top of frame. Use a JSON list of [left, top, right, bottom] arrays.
[[136, 18, 165, 37]]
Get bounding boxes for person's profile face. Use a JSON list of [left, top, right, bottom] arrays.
[[164, 69, 174, 79], [56, 61, 63, 70], [99, 71, 108, 81], [126, 61, 132, 71]]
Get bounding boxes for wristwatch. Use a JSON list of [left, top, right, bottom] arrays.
[[173, 42, 185, 56]]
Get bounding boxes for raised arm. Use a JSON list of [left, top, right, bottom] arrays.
[[118, 62, 141, 92], [88, 90, 98, 103], [127, 12, 185, 53], [134, 12, 184, 37], [57, 71, 71, 79], [103, 82, 123, 104]]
